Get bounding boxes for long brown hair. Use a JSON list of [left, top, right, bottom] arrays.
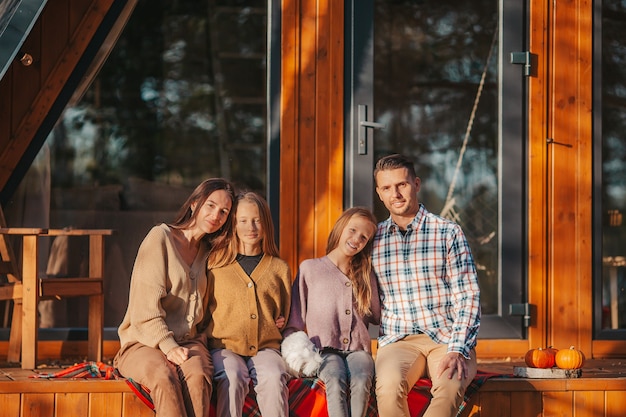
[[326, 207, 378, 317], [207, 191, 280, 268], [169, 178, 236, 247]]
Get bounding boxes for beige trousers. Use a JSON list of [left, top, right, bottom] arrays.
[[375, 334, 477, 417], [114, 335, 213, 417]]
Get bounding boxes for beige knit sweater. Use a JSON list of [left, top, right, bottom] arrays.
[[117, 224, 210, 355], [204, 254, 292, 356]]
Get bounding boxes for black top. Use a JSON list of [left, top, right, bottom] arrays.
[[236, 253, 263, 276]]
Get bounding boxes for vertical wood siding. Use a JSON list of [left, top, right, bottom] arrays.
[[461, 390, 626, 417], [545, 0, 593, 353], [279, 0, 344, 272], [1, 380, 625, 417], [0, 392, 153, 417]]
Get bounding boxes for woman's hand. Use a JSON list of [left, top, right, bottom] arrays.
[[275, 315, 286, 330], [166, 346, 190, 365]]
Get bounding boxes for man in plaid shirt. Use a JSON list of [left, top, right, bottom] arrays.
[[372, 154, 481, 417]]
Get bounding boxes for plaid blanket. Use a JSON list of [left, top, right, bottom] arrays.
[[268, 371, 498, 417], [33, 362, 501, 416], [402, 371, 505, 417]]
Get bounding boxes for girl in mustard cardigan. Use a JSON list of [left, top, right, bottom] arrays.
[[204, 191, 292, 417]]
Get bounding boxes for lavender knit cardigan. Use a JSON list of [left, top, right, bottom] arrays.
[[283, 256, 380, 353]]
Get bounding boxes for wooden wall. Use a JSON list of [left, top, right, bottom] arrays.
[[279, 0, 345, 269], [527, 0, 626, 359], [544, 0, 593, 355], [0, 379, 153, 417], [1, 374, 624, 417], [461, 378, 626, 417]]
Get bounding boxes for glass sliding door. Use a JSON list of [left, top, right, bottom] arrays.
[[345, 0, 527, 338]]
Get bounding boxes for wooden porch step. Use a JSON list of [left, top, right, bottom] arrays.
[[1, 359, 626, 417], [459, 359, 626, 416], [0, 369, 153, 417]]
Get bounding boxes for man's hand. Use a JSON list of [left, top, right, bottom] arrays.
[[436, 352, 468, 380], [166, 346, 190, 365], [275, 316, 286, 330]]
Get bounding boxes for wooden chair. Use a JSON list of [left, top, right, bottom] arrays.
[[0, 212, 28, 364], [0, 215, 112, 369]]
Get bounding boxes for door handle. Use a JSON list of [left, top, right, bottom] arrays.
[[358, 105, 385, 155], [360, 121, 385, 129]]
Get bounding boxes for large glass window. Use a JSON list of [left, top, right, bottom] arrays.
[[2, 0, 268, 331], [51, 0, 268, 191], [595, 0, 626, 337]]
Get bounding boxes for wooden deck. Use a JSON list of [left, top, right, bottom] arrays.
[[463, 358, 626, 417], [0, 367, 153, 417], [1, 358, 625, 416]]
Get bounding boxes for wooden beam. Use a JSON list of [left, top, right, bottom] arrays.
[[527, 0, 550, 354], [547, 0, 593, 354], [0, 0, 115, 191]]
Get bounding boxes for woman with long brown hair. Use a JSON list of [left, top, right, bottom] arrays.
[[115, 178, 236, 417]]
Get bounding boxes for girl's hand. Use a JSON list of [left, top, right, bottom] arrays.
[[275, 316, 286, 329], [166, 346, 190, 365]]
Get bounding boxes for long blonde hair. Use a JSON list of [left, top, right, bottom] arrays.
[[326, 207, 378, 317], [207, 191, 279, 269]]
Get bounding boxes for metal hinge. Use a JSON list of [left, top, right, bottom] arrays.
[[509, 303, 532, 328], [510, 51, 534, 77]]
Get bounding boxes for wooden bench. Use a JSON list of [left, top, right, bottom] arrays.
[[0, 369, 152, 417], [1, 358, 626, 416]]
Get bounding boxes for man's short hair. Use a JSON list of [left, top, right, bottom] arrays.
[[374, 154, 417, 181]]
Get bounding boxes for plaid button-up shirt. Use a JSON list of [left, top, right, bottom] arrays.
[[372, 204, 481, 358]]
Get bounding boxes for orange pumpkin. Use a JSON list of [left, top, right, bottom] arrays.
[[545, 346, 559, 357], [524, 347, 556, 368], [555, 346, 585, 370]]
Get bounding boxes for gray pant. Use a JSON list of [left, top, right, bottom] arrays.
[[211, 348, 290, 417], [318, 349, 375, 417]]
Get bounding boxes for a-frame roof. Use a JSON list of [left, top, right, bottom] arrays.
[[0, 0, 136, 204]]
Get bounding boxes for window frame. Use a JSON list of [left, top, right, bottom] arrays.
[[592, 0, 626, 341]]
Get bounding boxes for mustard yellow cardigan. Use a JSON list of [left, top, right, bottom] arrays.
[[204, 254, 292, 356]]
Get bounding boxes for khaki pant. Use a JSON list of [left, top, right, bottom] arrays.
[[114, 335, 213, 417], [375, 334, 477, 417]]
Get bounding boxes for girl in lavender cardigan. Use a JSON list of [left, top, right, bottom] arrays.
[[283, 207, 381, 417]]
